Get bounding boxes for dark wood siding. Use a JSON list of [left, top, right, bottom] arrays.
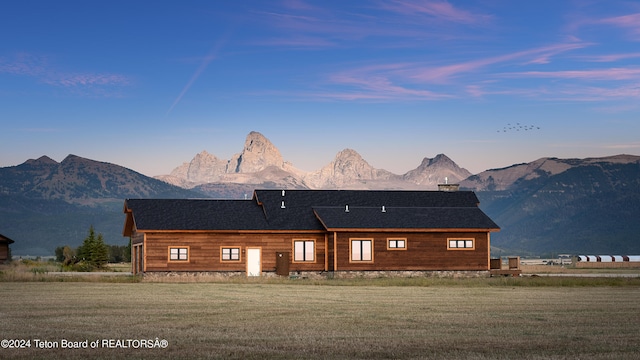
[[131, 232, 144, 245], [335, 232, 490, 271], [0, 244, 8, 261], [143, 232, 326, 273]]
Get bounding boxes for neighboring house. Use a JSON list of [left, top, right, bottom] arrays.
[[0, 233, 15, 263], [123, 189, 500, 276]]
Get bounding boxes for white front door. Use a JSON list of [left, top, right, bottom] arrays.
[[246, 248, 261, 277]]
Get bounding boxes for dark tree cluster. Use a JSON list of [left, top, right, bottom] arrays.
[[54, 225, 131, 271]]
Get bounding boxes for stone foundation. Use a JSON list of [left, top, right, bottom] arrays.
[[325, 270, 489, 279], [142, 270, 490, 281]]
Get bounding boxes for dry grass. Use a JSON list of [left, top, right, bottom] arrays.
[[1, 282, 639, 359], [521, 264, 640, 274], [0, 261, 137, 283]]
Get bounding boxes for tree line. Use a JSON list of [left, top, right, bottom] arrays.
[[54, 225, 131, 271]]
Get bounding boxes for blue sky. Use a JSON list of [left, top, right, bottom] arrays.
[[1, 1, 639, 176]]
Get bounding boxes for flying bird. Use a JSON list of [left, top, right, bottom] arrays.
[[497, 123, 541, 133]]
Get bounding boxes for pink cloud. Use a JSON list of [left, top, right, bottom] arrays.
[[465, 85, 484, 97], [327, 63, 452, 100], [408, 42, 589, 83], [256, 1, 493, 50], [580, 52, 640, 62], [380, 0, 492, 25], [508, 68, 640, 81], [281, 0, 320, 12], [598, 13, 640, 39], [311, 41, 591, 102], [256, 35, 337, 48]]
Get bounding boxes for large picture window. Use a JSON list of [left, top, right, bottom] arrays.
[[169, 247, 189, 261], [448, 238, 475, 250], [293, 240, 315, 262], [221, 247, 241, 262], [351, 239, 373, 262]]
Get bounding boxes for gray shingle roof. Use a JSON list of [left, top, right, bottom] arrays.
[[125, 199, 269, 231], [124, 189, 499, 232], [313, 206, 499, 230]]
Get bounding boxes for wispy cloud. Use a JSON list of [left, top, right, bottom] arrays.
[[0, 53, 48, 76], [325, 62, 453, 101], [256, 35, 337, 48], [167, 53, 218, 115], [579, 52, 640, 62], [167, 28, 234, 115], [380, 0, 493, 25], [508, 68, 640, 81], [256, 1, 493, 49], [408, 42, 589, 83], [0, 52, 131, 96], [43, 73, 130, 87], [311, 41, 589, 101], [570, 10, 640, 41], [597, 13, 640, 40]]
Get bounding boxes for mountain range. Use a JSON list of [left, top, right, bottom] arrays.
[[463, 155, 640, 255], [0, 155, 201, 255], [156, 131, 472, 196], [1, 131, 638, 257]]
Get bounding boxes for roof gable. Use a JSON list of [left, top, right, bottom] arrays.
[[0, 233, 15, 244]]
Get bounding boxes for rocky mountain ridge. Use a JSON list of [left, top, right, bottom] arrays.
[[461, 154, 640, 191], [0, 155, 202, 255], [156, 131, 472, 194], [0, 154, 198, 204], [464, 155, 640, 254]]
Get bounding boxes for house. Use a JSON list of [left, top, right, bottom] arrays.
[[0, 233, 15, 263], [122, 189, 500, 277]]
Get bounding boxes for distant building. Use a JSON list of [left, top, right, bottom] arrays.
[[0, 233, 15, 263]]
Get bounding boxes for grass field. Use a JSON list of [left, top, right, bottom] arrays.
[[1, 280, 639, 359]]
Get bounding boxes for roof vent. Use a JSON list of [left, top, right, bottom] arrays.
[[382, 206, 386, 213], [345, 205, 349, 213], [281, 201, 286, 209]]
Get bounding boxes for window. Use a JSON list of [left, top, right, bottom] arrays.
[[169, 247, 188, 261], [351, 239, 373, 262], [387, 238, 406, 250], [221, 247, 240, 262], [448, 239, 475, 250], [293, 240, 315, 262]]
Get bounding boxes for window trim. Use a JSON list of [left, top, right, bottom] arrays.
[[292, 239, 316, 263], [387, 238, 407, 251], [168, 246, 189, 262], [447, 238, 475, 250], [349, 238, 374, 263], [220, 247, 242, 262]]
